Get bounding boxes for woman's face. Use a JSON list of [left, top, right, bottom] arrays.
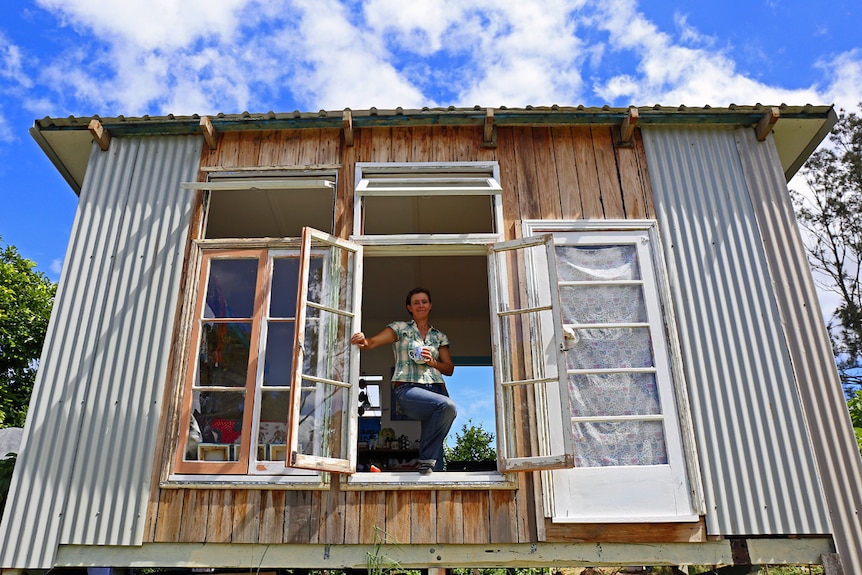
[[407, 292, 432, 318]]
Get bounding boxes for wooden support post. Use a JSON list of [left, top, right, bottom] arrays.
[[343, 109, 354, 147], [821, 553, 845, 575], [619, 106, 638, 145], [88, 119, 111, 151], [200, 116, 218, 150], [755, 106, 780, 141], [482, 108, 496, 148]]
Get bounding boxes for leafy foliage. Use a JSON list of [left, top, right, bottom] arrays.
[[0, 238, 56, 427], [792, 105, 862, 393], [847, 389, 862, 456], [445, 419, 496, 462]]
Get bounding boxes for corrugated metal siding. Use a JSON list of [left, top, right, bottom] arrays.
[[736, 128, 862, 573], [641, 126, 831, 536], [0, 135, 201, 568]]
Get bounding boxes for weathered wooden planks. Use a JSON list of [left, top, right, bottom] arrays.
[[151, 121, 658, 548]]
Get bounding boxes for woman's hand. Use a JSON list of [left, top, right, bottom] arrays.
[[429, 346, 455, 376], [350, 327, 397, 351]]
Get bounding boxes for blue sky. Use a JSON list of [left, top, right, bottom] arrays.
[[1, 0, 860, 436]]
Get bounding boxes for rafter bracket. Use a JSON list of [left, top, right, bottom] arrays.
[[755, 106, 780, 141], [200, 116, 218, 150], [88, 119, 111, 151], [482, 108, 497, 148], [343, 109, 354, 147], [618, 106, 639, 146]]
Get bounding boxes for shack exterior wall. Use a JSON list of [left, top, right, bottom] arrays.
[[0, 118, 843, 569], [641, 125, 831, 537], [0, 136, 202, 569]]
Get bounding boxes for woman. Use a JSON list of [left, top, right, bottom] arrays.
[[351, 287, 456, 474]]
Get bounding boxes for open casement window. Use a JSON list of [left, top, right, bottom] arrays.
[[523, 220, 697, 523], [173, 228, 361, 479], [288, 227, 363, 474], [353, 162, 504, 242], [181, 174, 337, 238], [488, 234, 574, 472]]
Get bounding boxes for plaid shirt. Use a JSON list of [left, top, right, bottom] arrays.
[[388, 320, 450, 384]]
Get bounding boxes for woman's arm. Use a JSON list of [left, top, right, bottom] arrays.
[[427, 345, 454, 376], [350, 327, 397, 350]]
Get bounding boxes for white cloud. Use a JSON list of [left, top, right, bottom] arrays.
[[13, 0, 860, 120], [590, 0, 823, 107], [35, 0, 254, 51], [275, 0, 427, 110], [50, 258, 63, 278], [821, 49, 862, 112]]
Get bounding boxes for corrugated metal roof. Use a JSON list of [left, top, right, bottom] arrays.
[[642, 124, 832, 536], [0, 135, 201, 569], [30, 104, 836, 193]]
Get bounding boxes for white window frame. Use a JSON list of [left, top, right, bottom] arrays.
[[487, 235, 574, 471], [287, 227, 364, 474], [522, 219, 701, 523], [352, 162, 504, 247]]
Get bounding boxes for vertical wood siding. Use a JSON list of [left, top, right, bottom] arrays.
[[148, 124, 653, 546]]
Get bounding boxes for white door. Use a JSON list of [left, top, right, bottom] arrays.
[[535, 222, 697, 523]]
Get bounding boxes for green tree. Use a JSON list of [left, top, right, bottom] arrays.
[[0, 237, 56, 427], [792, 105, 862, 393], [445, 419, 496, 462]]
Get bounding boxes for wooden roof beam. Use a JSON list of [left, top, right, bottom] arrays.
[[755, 107, 780, 141], [343, 109, 354, 147], [482, 108, 497, 148], [88, 119, 111, 151], [200, 116, 218, 150], [618, 106, 638, 145]]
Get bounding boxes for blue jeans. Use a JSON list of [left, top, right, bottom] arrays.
[[393, 383, 457, 471]]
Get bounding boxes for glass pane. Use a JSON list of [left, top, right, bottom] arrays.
[[559, 284, 646, 324], [183, 390, 245, 461], [197, 322, 252, 387], [569, 373, 661, 417], [555, 245, 640, 282], [304, 309, 352, 384], [263, 322, 295, 387], [572, 420, 668, 467], [270, 257, 300, 318], [565, 326, 654, 369], [306, 256, 324, 319], [501, 381, 557, 459], [363, 195, 495, 234], [204, 259, 258, 318], [295, 380, 346, 458], [258, 390, 289, 461]]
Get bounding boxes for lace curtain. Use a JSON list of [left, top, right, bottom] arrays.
[[556, 244, 668, 467]]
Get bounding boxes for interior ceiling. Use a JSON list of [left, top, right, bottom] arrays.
[[361, 255, 489, 328]]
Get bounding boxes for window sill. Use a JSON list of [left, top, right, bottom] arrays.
[[342, 470, 517, 490], [163, 473, 328, 490]]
